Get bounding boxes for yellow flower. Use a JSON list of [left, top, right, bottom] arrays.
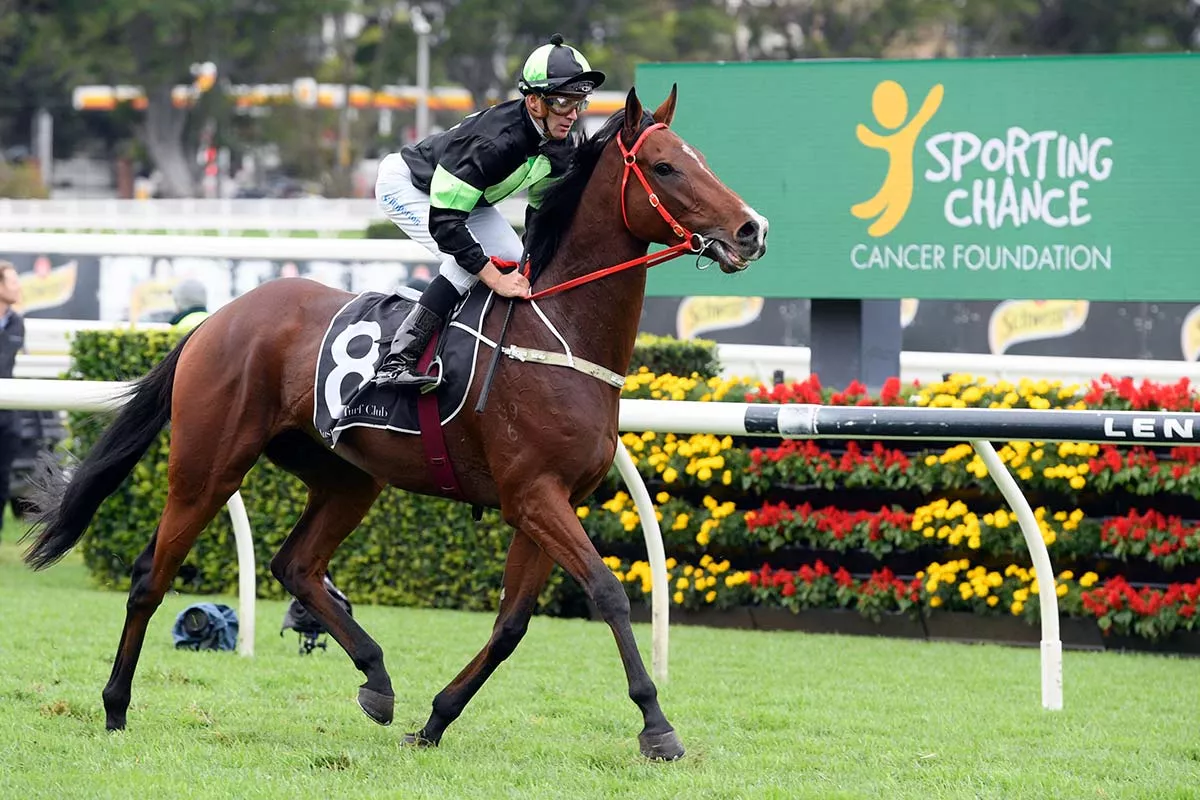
[[655, 491, 669, 504], [987, 596, 999, 607], [1011, 601, 1025, 615], [675, 577, 689, 590], [1069, 475, 1086, 490], [662, 467, 678, 483], [705, 590, 717, 603], [1056, 583, 1069, 597], [576, 506, 589, 519], [929, 596, 943, 608], [672, 591, 684, 605], [1079, 571, 1099, 588]]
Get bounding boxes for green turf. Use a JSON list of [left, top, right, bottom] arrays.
[[1, 518, 1197, 799]]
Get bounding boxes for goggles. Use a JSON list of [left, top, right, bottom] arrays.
[[544, 94, 589, 115]]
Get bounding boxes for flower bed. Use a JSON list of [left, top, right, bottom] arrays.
[[602, 555, 1200, 647], [581, 372, 1200, 651]]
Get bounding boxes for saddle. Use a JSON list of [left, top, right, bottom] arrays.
[[313, 285, 498, 500]]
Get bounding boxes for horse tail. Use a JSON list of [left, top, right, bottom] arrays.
[[23, 330, 195, 570]]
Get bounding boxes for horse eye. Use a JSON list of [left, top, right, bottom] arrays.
[[653, 162, 674, 177]]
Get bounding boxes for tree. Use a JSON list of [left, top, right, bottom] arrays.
[[413, 0, 740, 109], [27, 0, 341, 197], [955, 0, 1200, 56], [729, 0, 958, 61]]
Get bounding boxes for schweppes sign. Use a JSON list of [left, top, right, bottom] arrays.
[[675, 296, 764, 340], [988, 299, 1089, 355], [1183, 305, 1200, 362]]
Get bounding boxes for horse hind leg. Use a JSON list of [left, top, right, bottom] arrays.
[[263, 432, 389, 723], [406, 529, 554, 747]]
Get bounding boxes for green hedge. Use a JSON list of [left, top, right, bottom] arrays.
[[67, 329, 717, 613], [364, 221, 407, 239], [627, 333, 721, 379]]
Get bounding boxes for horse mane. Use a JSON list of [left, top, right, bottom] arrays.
[[525, 107, 655, 272]]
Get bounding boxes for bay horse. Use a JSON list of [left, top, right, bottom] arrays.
[[22, 86, 768, 761]]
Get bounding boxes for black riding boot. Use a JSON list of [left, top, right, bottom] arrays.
[[372, 301, 444, 389]]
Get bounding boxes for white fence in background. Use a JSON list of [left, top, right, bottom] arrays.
[[0, 197, 528, 234], [6, 377, 1198, 709]]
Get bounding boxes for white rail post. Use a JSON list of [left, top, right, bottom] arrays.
[[971, 440, 1062, 710], [227, 490, 256, 657], [613, 441, 669, 683]]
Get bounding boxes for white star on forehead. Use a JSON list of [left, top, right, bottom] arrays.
[[680, 144, 711, 174]]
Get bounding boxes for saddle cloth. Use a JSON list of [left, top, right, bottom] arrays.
[[312, 285, 496, 447]]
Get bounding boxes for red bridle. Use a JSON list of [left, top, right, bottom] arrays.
[[525, 122, 705, 301]]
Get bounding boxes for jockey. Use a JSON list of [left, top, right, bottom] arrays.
[[372, 33, 605, 388]]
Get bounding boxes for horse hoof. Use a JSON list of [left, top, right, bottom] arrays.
[[356, 687, 394, 726], [105, 716, 126, 732], [638, 729, 685, 761], [402, 731, 438, 748]]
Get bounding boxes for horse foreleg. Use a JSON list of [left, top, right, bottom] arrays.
[[406, 529, 554, 747], [268, 476, 389, 724], [504, 481, 684, 761]]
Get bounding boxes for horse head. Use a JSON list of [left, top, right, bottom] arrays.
[[616, 85, 769, 273]]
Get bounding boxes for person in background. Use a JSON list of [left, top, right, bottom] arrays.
[[0, 261, 25, 531], [170, 279, 210, 331]]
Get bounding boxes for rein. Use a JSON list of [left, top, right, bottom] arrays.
[[525, 122, 704, 301]]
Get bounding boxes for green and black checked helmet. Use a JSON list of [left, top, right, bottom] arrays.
[[518, 33, 605, 96]]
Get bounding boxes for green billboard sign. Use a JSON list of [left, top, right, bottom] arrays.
[[636, 54, 1199, 300]]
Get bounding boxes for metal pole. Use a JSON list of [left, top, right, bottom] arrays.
[[412, 9, 431, 142]]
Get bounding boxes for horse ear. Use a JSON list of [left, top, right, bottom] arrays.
[[652, 84, 678, 126], [623, 87, 643, 140]]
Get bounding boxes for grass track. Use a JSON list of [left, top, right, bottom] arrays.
[[1, 523, 1197, 800]]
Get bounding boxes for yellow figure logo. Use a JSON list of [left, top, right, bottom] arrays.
[[851, 80, 944, 237]]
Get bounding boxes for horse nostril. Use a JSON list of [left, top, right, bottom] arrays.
[[736, 219, 760, 243]]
